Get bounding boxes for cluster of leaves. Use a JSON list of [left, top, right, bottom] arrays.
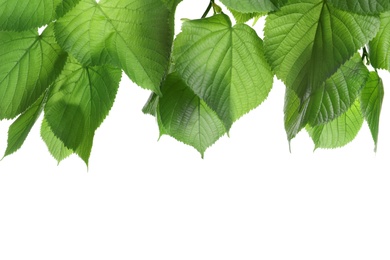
[[0, 0, 389, 165]]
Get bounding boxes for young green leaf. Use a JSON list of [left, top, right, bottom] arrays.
[[0, 0, 61, 31], [54, 0, 174, 95], [157, 73, 226, 157], [360, 72, 384, 151], [173, 14, 273, 130], [284, 54, 369, 141], [327, 0, 390, 15], [0, 26, 67, 120], [41, 119, 73, 164], [369, 11, 390, 71], [44, 57, 122, 165], [228, 8, 264, 24], [264, 0, 380, 101], [219, 0, 286, 13], [3, 93, 47, 158], [307, 100, 364, 149]]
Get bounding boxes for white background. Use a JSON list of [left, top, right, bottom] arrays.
[[0, 1, 389, 259]]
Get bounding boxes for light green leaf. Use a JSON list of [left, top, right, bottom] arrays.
[[219, 0, 286, 13], [173, 14, 273, 130], [360, 71, 384, 151], [41, 118, 73, 164], [307, 100, 364, 149], [45, 57, 121, 165], [54, 0, 174, 95], [284, 54, 369, 141], [328, 0, 390, 15], [264, 0, 380, 101], [3, 93, 47, 158], [228, 8, 264, 24], [369, 11, 390, 71], [0, 26, 67, 120], [157, 73, 226, 157], [56, 0, 82, 18], [0, 0, 62, 31]]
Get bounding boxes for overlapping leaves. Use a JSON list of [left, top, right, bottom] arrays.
[[0, 0, 389, 164]]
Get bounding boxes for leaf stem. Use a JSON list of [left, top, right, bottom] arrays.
[[201, 0, 214, 18]]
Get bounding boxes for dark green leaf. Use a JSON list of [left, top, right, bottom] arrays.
[[219, 0, 287, 13], [360, 71, 384, 151], [174, 14, 273, 130], [3, 93, 47, 158], [56, 0, 82, 18], [328, 0, 390, 15], [264, 0, 380, 101], [307, 100, 364, 149], [0, 0, 62, 31], [284, 54, 369, 141], [157, 73, 226, 157], [142, 93, 159, 117], [45, 57, 121, 165]]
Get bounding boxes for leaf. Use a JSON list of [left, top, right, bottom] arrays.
[[369, 11, 390, 71], [41, 118, 73, 164], [173, 14, 273, 130], [219, 0, 286, 13], [307, 100, 364, 149], [161, 0, 182, 10], [284, 54, 369, 141], [157, 73, 226, 157], [327, 0, 390, 15], [56, 0, 82, 18], [142, 93, 159, 117], [307, 54, 369, 125], [228, 8, 264, 24], [360, 71, 384, 151], [0, 26, 67, 120], [0, 0, 62, 31], [44, 57, 121, 165], [264, 0, 380, 101], [54, 0, 174, 95], [3, 93, 47, 158]]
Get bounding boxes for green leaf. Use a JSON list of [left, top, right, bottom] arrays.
[[54, 0, 174, 95], [360, 71, 384, 151], [161, 0, 182, 10], [0, 26, 67, 120], [44, 57, 121, 165], [157, 73, 226, 157], [284, 54, 369, 141], [173, 14, 273, 130], [219, 0, 286, 13], [142, 93, 159, 117], [307, 99, 364, 149], [3, 93, 47, 158], [264, 0, 380, 101], [328, 0, 390, 15], [41, 118, 73, 164], [228, 8, 264, 24], [56, 0, 82, 18], [369, 11, 390, 71], [0, 0, 62, 31]]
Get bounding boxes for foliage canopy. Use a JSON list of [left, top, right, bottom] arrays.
[[0, 0, 389, 165]]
